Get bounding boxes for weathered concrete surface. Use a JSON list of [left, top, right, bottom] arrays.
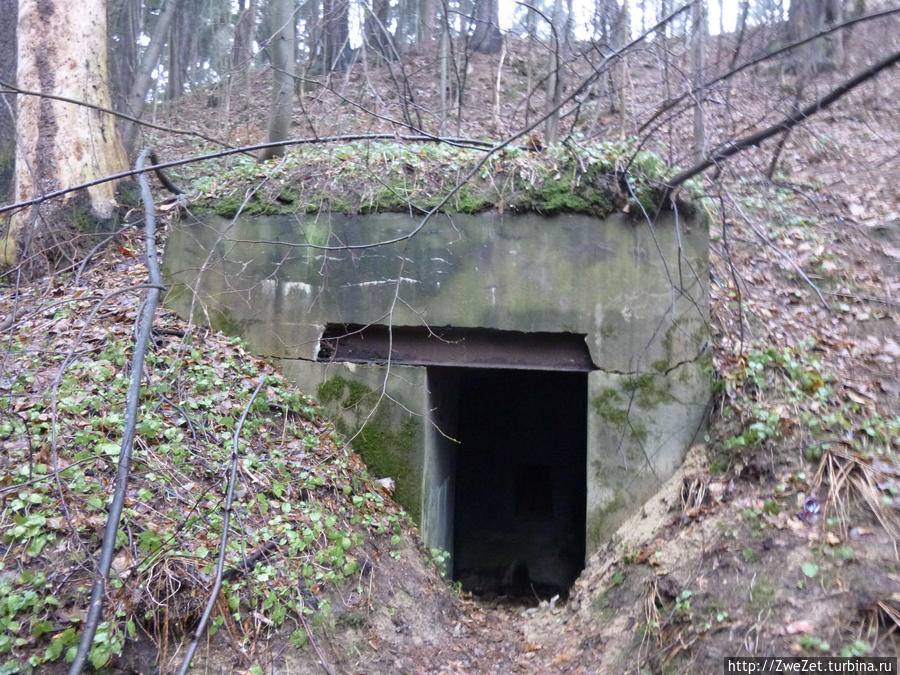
[[164, 208, 709, 555]]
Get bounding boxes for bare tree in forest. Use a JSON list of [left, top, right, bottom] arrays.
[[787, 0, 845, 71], [365, 0, 395, 60], [472, 0, 502, 53], [224, 0, 257, 116], [322, 0, 351, 70], [0, 0, 16, 200], [691, 0, 707, 162], [108, 0, 142, 112], [119, 0, 179, 153], [261, 0, 296, 160], [418, 0, 437, 42], [3, 0, 127, 266], [545, 0, 565, 143]]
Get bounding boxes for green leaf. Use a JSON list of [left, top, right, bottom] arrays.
[[90, 645, 111, 669], [833, 546, 854, 560], [98, 442, 120, 457], [801, 561, 819, 578]]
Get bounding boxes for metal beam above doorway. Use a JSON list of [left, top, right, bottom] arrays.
[[317, 324, 597, 372]]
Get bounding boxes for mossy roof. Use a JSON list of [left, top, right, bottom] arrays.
[[188, 140, 691, 219]]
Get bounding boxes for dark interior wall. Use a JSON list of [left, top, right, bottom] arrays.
[[423, 368, 460, 560], [437, 368, 587, 596]]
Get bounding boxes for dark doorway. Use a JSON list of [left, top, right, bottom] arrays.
[[430, 367, 587, 599]]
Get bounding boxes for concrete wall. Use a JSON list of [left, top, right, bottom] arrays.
[[163, 208, 710, 554]]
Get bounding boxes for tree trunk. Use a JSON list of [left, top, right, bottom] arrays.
[[365, 0, 394, 60], [418, 0, 436, 42], [260, 0, 295, 160], [787, 0, 842, 72], [4, 0, 127, 267], [471, 0, 502, 54], [108, 0, 141, 112], [0, 0, 17, 200], [545, 0, 564, 144], [224, 0, 257, 118], [691, 0, 707, 162], [120, 0, 179, 154], [323, 0, 350, 70], [232, 0, 257, 73]]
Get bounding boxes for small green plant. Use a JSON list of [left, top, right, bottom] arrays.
[[429, 548, 451, 578], [797, 635, 830, 652], [674, 590, 692, 617], [840, 639, 870, 657]]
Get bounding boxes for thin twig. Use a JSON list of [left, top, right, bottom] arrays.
[[176, 378, 264, 675], [0, 80, 234, 151]]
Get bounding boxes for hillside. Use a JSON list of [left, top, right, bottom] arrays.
[[1, 15, 899, 674]]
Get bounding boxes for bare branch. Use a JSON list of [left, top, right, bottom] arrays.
[[0, 133, 493, 217], [665, 50, 900, 193], [638, 7, 900, 136], [176, 378, 265, 675], [68, 148, 164, 674], [0, 80, 234, 151]]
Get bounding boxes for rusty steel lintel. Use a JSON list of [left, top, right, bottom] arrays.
[[317, 324, 597, 372]]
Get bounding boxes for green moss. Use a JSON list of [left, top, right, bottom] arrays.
[[452, 186, 493, 213], [276, 187, 300, 204], [350, 416, 420, 522], [0, 140, 14, 200], [592, 384, 649, 445], [587, 492, 629, 548], [317, 377, 422, 522], [206, 307, 243, 336], [189, 141, 684, 220], [623, 373, 674, 409], [592, 388, 627, 427]]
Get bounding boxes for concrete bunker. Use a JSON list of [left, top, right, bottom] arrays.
[[162, 146, 711, 598]]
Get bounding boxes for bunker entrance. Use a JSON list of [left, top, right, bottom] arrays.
[[318, 324, 592, 600], [428, 367, 587, 600]]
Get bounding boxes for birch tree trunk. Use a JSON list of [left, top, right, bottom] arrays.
[[3, 0, 128, 267]]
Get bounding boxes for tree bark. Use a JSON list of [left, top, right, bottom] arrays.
[[260, 0, 295, 160], [691, 0, 707, 162], [365, 0, 394, 59], [419, 0, 436, 42], [471, 0, 502, 54], [787, 0, 843, 72], [0, 0, 17, 200], [323, 0, 350, 70], [4, 0, 128, 266], [120, 0, 179, 154]]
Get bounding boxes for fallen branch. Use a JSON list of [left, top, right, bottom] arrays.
[[0, 79, 234, 151], [68, 148, 165, 674], [664, 50, 900, 194], [176, 378, 264, 675]]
